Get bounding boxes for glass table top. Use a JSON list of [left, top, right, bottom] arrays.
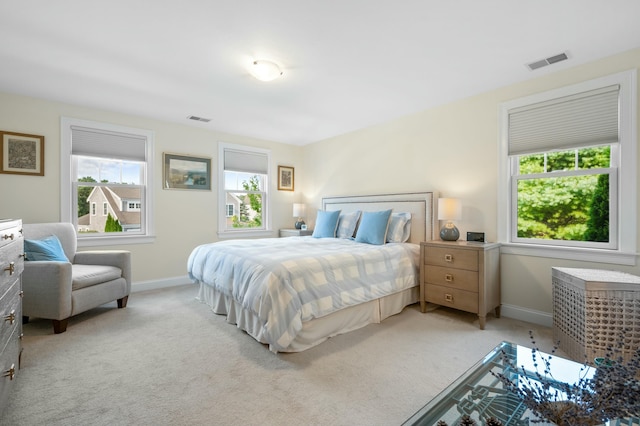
[[402, 341, 639, 426]]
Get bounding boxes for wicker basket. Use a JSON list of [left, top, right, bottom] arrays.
[[552, 267, 640, 364]]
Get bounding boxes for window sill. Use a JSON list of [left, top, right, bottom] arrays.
[[78, 234, 156, 247], [500, 243, 637, 266]]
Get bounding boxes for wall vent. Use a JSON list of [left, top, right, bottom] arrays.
[[187, 115, 211, 123], [526, 52, 569, 71]]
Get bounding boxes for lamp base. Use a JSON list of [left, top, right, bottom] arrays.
[[295, 220, 305, 230], [440, 223, 460, 241]]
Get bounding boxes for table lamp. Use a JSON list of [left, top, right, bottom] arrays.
[[438, 198, 461, 241], [293, 203, 306, 229]]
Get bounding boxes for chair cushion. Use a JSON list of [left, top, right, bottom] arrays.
[[72, 264, 123, 291]]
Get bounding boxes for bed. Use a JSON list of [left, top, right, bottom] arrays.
[[188, 192, 436, 352]]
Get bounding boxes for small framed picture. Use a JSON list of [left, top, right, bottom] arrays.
[[163, 152, 211, 190], [301, 224, 307, 230], [278, 165, 294, 191], [0, 131, 45, 176]]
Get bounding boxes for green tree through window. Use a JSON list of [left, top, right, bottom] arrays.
[[516, 146, 610, 243]]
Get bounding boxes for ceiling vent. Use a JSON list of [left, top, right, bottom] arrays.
[[187, 115, 211, 123], [526, 52, 569, 71]]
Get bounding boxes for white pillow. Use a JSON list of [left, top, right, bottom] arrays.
[[386, 212, 412, 243], [336, 210, 361, 239]]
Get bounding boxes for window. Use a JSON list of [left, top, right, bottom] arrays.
[[498, 70, 636, 264], [513, 145, 616, 248], [61, 117, 155, 246], [218, 143, 270, 237]]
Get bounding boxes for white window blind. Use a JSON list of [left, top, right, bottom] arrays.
[[508, 84, 620, 156], [223, 148, 268, 174], [71, 126, 147, 161]]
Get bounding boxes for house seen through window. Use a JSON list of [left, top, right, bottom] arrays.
[[61, 117, 154, 244], [218, 143, 270, 236]]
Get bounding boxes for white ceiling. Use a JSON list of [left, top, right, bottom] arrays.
[[1, 1, 640, 146]]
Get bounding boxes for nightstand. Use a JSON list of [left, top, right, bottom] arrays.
[[279, 229, 313, 237], [420, 240, 501, 329]]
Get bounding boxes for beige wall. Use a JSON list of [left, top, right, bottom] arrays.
[[0, 93, 304, 285], [303, 47, 640, 320]]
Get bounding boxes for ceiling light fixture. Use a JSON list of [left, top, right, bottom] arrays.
[[249, 60, 283, 82]]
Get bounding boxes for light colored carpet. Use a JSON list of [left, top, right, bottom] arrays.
[[3, 285, 559, 426]]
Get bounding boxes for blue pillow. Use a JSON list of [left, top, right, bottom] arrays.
[[355, 209, 392, 245], [312, 210, 341, 238], [24, 235, 69, 262]]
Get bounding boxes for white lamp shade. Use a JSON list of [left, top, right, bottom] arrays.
[[293, 203, 306, 218], [249, 60, 283, 82], [438, 198, 462, 221]]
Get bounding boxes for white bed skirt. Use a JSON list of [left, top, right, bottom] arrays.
[[196, 282, 419, 353]]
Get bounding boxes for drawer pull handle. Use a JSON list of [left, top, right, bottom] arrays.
[[3, 364, 15, 381], [445, 294, 454, 303], [444, 254, 453, 262], [445, 274, 453, 282], [4, 310, 15, 325], [3, 262, 15, 275], [1, 233, 14, 241]]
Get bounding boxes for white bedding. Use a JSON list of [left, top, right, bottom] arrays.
[[188, 236, 419, 352]]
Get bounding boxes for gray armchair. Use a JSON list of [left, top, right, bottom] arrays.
[[22, 223, 131, 333]]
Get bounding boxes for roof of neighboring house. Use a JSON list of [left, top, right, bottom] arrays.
[[108, 186, 140, 200], [78, 214, 90, 226]]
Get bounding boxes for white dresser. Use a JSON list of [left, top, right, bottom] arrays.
[[0, 219, 23, 417]]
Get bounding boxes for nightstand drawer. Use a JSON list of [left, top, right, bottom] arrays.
[[425, 265, 478, 291], [425, 284, 478, 313], [424, 246, 478, 271]]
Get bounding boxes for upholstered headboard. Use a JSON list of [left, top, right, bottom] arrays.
[[321, 192, 437, 244]]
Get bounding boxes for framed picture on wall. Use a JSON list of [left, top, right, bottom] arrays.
[[163, 152, 211, 190], [0, 131, 44, 176], [278, 165, 294, 191]]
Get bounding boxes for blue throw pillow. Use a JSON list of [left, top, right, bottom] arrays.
[[312, 210, 341, 238], [24, 235, 69, 262], [355, 209, 393, 245]]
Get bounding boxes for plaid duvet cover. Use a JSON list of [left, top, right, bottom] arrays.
[[187, 237, 418, 351]]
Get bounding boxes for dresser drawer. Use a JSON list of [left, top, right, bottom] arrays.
[[0, 239, 24, 294], [424, 246, 478, 271], [425, 265, 478, 291], [0, 325, 21, 412], [0, 222, 22, 250], [0, 280, 21, 348], [425, 284, 478, 314]]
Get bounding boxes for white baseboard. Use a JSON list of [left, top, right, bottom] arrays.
[[500, 303, 553, 328], [131, 275, 193, 293]]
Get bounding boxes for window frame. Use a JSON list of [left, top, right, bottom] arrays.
[[498, 69, 637, 265], [61, 117, 155, 247], [218, 142, 272, 239]]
